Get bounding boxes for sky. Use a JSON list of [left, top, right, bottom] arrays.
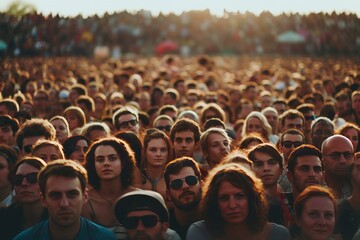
[[0, 0, 359, 17]]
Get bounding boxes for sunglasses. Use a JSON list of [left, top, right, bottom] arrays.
[[170, 175, 198, 190], [123, 215, 159, 229], [14, 172, 38, 186], [156, 125, 172, 132], [118, 119, 138, 129], [23, 144, 33, 154], [282, 141, 302, 149], [323, 151, 354, 161]]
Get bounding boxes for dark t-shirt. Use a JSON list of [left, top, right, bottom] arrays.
[[334, 199, 360, 240], [169, 208, 192, 240]]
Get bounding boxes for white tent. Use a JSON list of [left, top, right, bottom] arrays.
[[276, 31, 305, 44]]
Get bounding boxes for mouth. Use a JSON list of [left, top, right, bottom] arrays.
[[180, 191, 195, 199], [262, 174, 273, 178], [102, 169, 112, 173], [305, 180, 319, 185]]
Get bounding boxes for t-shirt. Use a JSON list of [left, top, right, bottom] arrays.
[[13, 217, 117, 240], [169, 207, 193, 240], [334, 199, 360, 240]]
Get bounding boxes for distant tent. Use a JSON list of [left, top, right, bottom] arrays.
[[0, 39, 7, 50], [276, 31, 305, 44]]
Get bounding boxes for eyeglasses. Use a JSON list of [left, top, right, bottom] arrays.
[[323, 151, 354, 161], [118, 119, 138, 129], [156, 125, 172, 132], [123, 215, 159, 229], [170, 175, 198, 190], [282, 141, 303, 149], [305, 115, 316, 121], [23, 145, 33, 154], [14, 172, 38, 186]]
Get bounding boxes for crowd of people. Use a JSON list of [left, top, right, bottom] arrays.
[[1, 10, 360, 57], [0, 54, 359, 239]]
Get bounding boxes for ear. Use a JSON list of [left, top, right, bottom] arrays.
[[161, 221, 169, 235], [83, 187, 89, 204], [40, 192, 47, 208], [200, 179, 204, 188]]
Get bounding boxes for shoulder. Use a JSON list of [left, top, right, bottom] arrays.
[[166, 228, 181, 240], [79, 217, 117, 240], [13, 220, 49, 240], [187, 221, 212, 240], [268, 222, 291, 240]]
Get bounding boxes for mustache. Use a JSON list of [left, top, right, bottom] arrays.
[[179, 190, 195, 198]]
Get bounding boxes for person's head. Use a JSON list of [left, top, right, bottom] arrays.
[[8, 156, 47, 204], [38, 160, 88, 228], [32, 139, 65, 163], [203, 118, 226, 131], [80, 122, 110, 143], [0, 144, 18, 193], [311, 117, 335, 150], [177, 110, 200, 123], [0, 98, 19, 117], [15, 118, 57, 156], [114, 190, 169, 240], [49, 115, 70, 144], [115, 131, 142, 167], [170, 118, 201, 158], [297, 103, 316, 132], [242, 111, 272, 141], [200, 128, 231, 168], [62, 135, 89, 163], [321, 134, 354, 179], [287, 144, 324, 196], [237, 132, 265, 151], [153, 115, 174, 136], [85, 137, 136, 190], [351, 90, 360, 113], [201, 164, 267, 237], [199, 103, 225, 128], [336, 122, 360, 152], [142, 129, 173, 170], [261, 107, 279, 134], [221, 149, 253, 171], [113, 106, 139, 134], [63, 106, 86, 132], [69, 84, 87, 105], [294, 186, 336, 240], [0, 115, 19, 146], [279, 129, 305, 162], [272, 99, 287, 116], [280, 109, 305, 133], [233, 119, 245, 141], [158, 105, 178, 122], [248, 143, 283, 188], [164, 157, 202, 211], [163, 88, 179, 106], [350, 156, 360, 190]]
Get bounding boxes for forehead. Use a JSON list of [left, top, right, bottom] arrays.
[[51, 119, 66, 126], [174, 130, 194, 138], [253, 151, 272, 161], [95, 145, 117, 155], [155, 119, 172, 126], [118, 113, 136, 122], [324, 137, 353, 152], [45, 175, 82, 193], [296, 155, 322, 167], [283, 133, 303, 141], [126, 209, 158, 218], [313, 121, 333, 130], [147, 138, 167, 147], [248, 117, 261, 124], [168, 166, 196, 179], [207, 132, 227, 142], [285, 117, 302, 124]]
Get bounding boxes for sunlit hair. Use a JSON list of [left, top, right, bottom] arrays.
[[200, 103, 226, 127], [287, 144, 322, 174], [200, 127, 231, 159], [31, 139, 65, 161], [63, 106, 86, 130], [49, 115, 70, 136], [248, 143, 283, 169], [141, 129, 173, 170], [221, 149, 253, 171], [336, 122, 360, 152], [201, 163, 267, 237], [85, 137, 136, 190], [241, 111, 272, 141], [238, 132, 265, 151]]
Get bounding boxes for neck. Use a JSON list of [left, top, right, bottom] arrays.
[[325, 173, 346, 198], [0, 184, 12, 202], [49, 217, 81, 240], [145, 166, 164, 180], [174, 206, 201, 226], [223, 223, 253, 239], [348, 188, 360, 212], [99, 178, 124, 198], [264, 184, 278, 197], [22, 201, 44, 228]]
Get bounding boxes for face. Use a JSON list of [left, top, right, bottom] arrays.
[[51, 119, 69, 143], [311, 122, 334, 150], [205, 133, 230, 166], [296, 196, 335, 240], [351, 160, 360, 187], [88, 129, 108, 143], [343, 128, 359, 152], [65, 113, 80, 131], [279, 134, 304, 162], [22, 136, 46, 156], [94, 145, 122, 181], [167, 167, 201, 211], [203, 110, 219, 122], [288, 156, 323, 194], [273, 103, 286, 115], [41, 176, 87, 228], [69, 139, 88, 163], [33, 145, 63, 163], [263, 111, 278, 133], [284, 118, 304, 132], [117, 113, 139, 134], [218, 181, 248, 224], [322, 137, 354, 178], [94, 97, 105, 111], [252, 151, 282, 187], [146, 138, 169, 168], [173, 131, 197, 158], [154, 119, 172, 136], [0, 156, 10, 189], [126, 210, 167, 240], [246, 117, 263, 135], [261, 95, 272, 109], [0, 125, 15, 146], [352, 95, 360, 113], [14, 163, 41, 204]]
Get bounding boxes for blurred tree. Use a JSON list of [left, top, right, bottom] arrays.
[[4, 0, 36, 17]]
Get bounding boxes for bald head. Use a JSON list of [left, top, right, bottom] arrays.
[[321, 134, 354, 153]]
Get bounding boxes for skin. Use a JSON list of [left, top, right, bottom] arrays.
[[14, 163, 41, 204], [0, 156, 10, 191], [64, 113, 80, 132], [146, 139, 169, 168], [32, 145, 63, 163], [343, 128, 359, 152], [263, 111, 278, 134], [311, 122, 334, 150], [154, 119, 173, 136], [117, 114, 139, 134], [283, 117, 304, 132], [204, 133, 230, 167], [69, 139, 88, 163], [173, 131, 197, 158], [217, 181, 249, 225], [279, 134, 304, 163], [94, 145, 122, 181], [22, 136, 46, 156], [51, 119, 69, 143], [252, 151, 282, 188], [0, 124, 15, 146], [296, 196, 335, 240], [246, 117, 263, 135]]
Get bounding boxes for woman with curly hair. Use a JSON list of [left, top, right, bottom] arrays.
[[187, 163, 290, 239]]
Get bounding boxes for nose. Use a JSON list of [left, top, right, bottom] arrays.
[[228, 196, 236, 209], [60, 195, 69, 207], [338, 154, 347, 164], [136, 220, 146, 230]]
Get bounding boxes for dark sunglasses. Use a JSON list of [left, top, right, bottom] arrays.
[[118, 119, 138, 129], [123, 215, 159, 229], [23, 144, 33, 154], [156, 125, 172, 132], [323, 151, 354, 161], [170, 175, 198, 190], [282, 141, 303, 149], [14, 172, 38, 186]]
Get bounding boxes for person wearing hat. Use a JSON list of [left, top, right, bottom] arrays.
[[114, 190, 181, 240], [0, 115, 19, 147]]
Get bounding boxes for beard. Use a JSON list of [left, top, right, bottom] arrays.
[[130, 231, 166, 240], [172, 189, 201, 211]]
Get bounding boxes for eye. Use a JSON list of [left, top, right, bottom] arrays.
[[269, 160, 278, 165], [234, 193, 246, 199], [218, 195, 229, 202], [48, 192, 62, 199], [95, 157, 104, 163]]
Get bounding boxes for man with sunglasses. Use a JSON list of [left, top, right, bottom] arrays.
[[153, 115, 174, 137], [322, 134, 354, 199], [13, 159, 116, 240], [113, 106, 140, 135], [164, 157, 202, 239], [114, 190, 180, 240]]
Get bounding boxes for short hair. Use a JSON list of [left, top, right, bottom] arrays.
[[62, 135, 89, 158], [164, 88, 180, 102], [248, 143, 283, 169], [0, 98, 19, 114], [85, 137, 136, 190], [287, 144, 322, 174], [0, 144, 18, 170], [280, 109, 305, 127], [112, 106, 139, 130], [203, 118, 226, 131], [200, 128, 231, 159], [32, 139, 65, 159], [177, 110, 199, 123], [70, 84, 88, 96], [310, 117, 335, 133], [351, 90, 360, 100], [49, 115, 70, 134], [76, 95, 95, 112], [63, 106, 86, 128], [221, 149, 253, 170], [296, 103, 315, 114], [8, 156, 47, 187], [200, 103, 225, 127], [38, 159, 88, 194], [170, 118, 201, 143], [201, 164, 267, 236], [15, 118, 56, 150], [238, 132, 265, 150], [279, 129, 305, 144], [164, 157, 202, 189], [159, 105, 178, 116], [80, 122, 110, 140], [0, 115, 19, 134], [153, 115, 174, 127]]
